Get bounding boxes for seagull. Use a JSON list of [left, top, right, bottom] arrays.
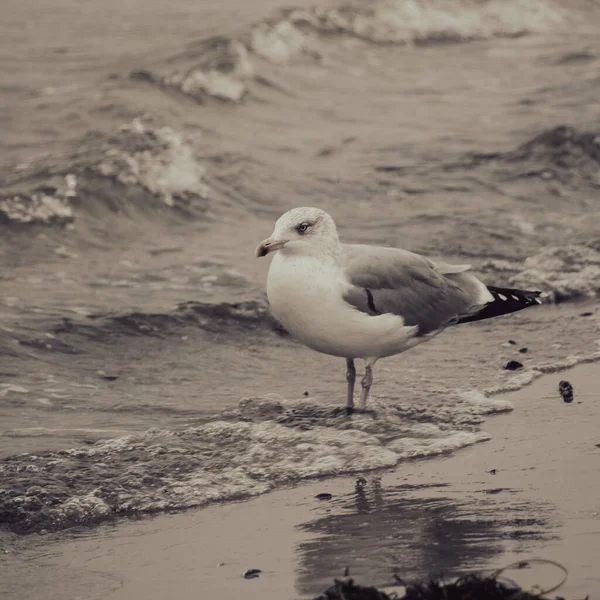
[[255, 207, 544, 412]]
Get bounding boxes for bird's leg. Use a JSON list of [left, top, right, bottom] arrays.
[[359, 362, 374, 409], [346, 358, 356, 413]]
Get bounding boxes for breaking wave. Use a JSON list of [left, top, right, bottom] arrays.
[[136, 0, 569, 103], [0, 390, 512, 534], [0, 118, 211, 227]]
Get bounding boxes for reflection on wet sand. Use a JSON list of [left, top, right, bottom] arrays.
[[296, 478, 555, 596]]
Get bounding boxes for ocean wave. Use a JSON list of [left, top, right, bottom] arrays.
[[0, 390, 510, 534], [95, 118, 210, 208], [272, 0, 566, 47], [449, 125, 600, 187], [44, 299, 280, 343], [135, 0, 569, 103], [0, 118, 211, 227], [132, 37, 254, 103], [0, 300, 280, 366], [493, 125, 600, 186], [480, 244, 600, 302], [95, 299, 283, 337], [511, 245, 600, 301], [0, 175, 76, 226]]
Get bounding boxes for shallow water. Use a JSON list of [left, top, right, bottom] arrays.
[[1, 363, 598, 600], [2, 0, 600, 536]]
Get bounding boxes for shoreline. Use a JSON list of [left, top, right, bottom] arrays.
[[1, 361, 599, 599]]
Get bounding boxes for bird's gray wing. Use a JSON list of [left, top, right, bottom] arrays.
[[340, 244, 491, 335]]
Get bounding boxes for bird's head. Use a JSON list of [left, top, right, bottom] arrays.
[[255, 207, 340, 258]]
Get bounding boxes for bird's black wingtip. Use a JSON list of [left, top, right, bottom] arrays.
[[457, 285, 546, 325]]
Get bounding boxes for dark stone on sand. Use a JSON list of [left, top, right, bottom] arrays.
[[507, 339, 516, 345], [488, 469, 497, 475], [559, 380, 574, 403], [504, 360, 523, 371], [580, 311, 594, 317], [518, 347, 528, 353], [315, 493, 333, 501], [303, 391, 309, 396], [243, 569, 262, 579]]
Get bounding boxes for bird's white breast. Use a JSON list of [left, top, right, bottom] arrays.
[[267, 253, 338, 341], [266, 252, 419, 359]]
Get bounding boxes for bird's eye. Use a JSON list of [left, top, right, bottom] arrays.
[[297, 222, 310, 234]]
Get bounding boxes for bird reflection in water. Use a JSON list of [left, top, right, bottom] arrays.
[[296, 478, 555, 597]]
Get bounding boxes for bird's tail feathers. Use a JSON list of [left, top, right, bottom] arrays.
[[456, 285, 546, 325]]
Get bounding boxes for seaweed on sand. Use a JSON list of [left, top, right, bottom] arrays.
[[315, 559, 584, 600]]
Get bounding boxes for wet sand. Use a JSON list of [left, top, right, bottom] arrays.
[[2, 361, 598, 600]]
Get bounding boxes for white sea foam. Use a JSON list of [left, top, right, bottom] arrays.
[[97, 119, 210, 208], [4, 348, 600, 534], [511, 245, 600, 301], [0, 175, 75, 225], [251, 0, 568, 66]]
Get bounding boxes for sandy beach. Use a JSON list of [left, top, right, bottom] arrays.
[[2, 361, 598, 600]]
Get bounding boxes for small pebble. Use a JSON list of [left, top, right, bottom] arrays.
[[243, 569, 262, 579], [488, 469, 497, 475], [518, 347, 528, 354], [559, 380, 574, 403], [504, 360, 523, 371], [580, 312, 594, 317], [315, 493, 333, 501], [303, 391, 309, 396]]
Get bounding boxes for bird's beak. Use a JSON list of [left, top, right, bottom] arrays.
[[255, 237, 287, 257]]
